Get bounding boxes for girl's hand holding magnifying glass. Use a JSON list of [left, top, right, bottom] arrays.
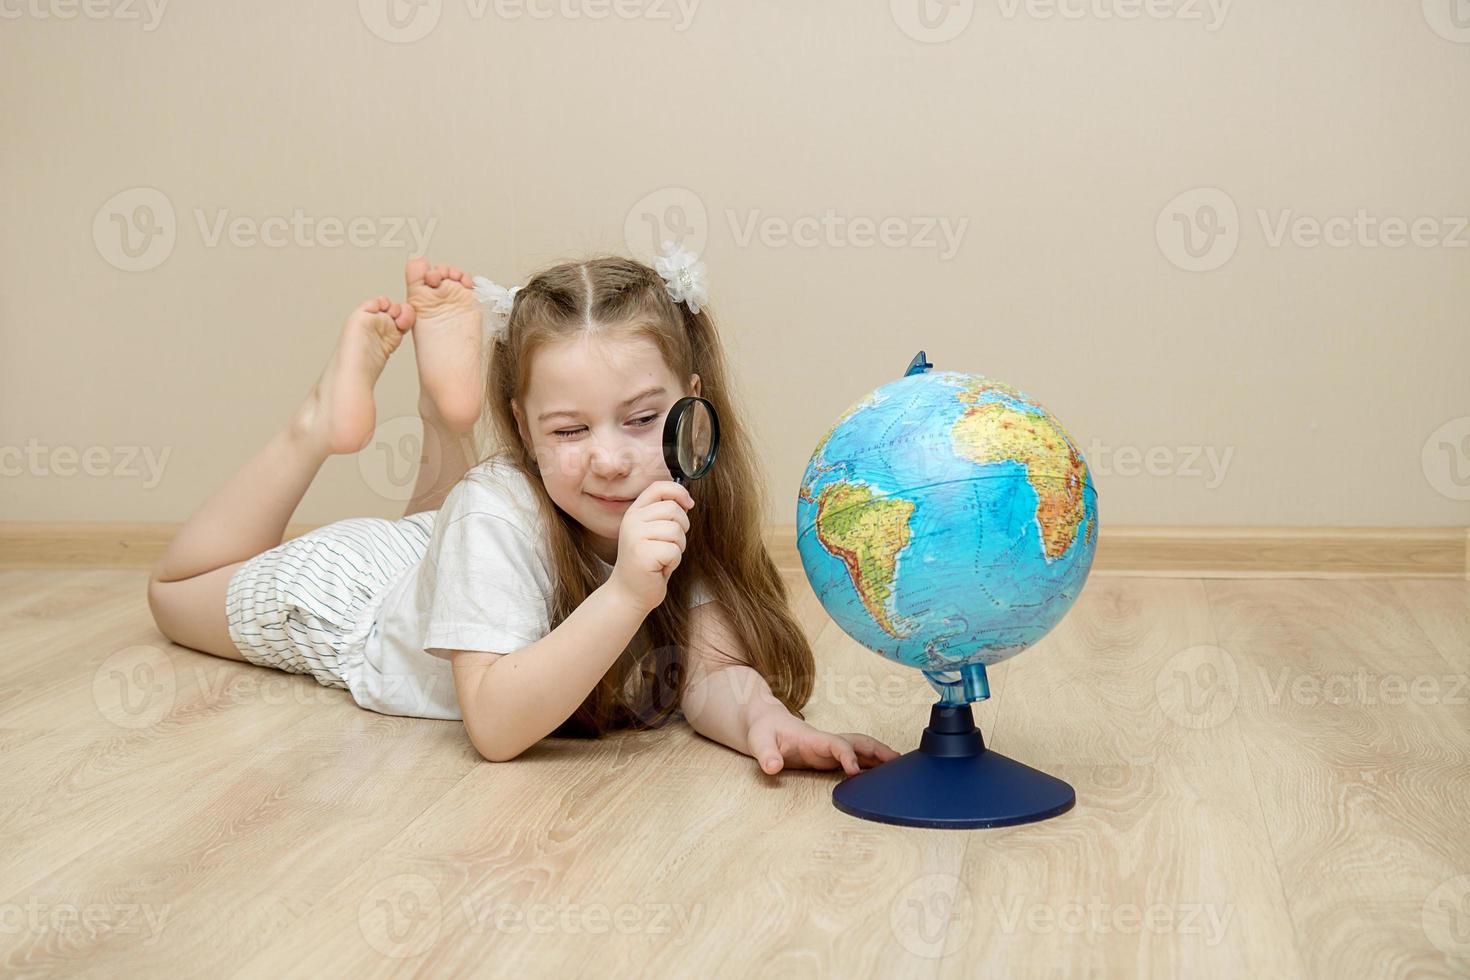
[[608, 481, 695, 614], [608, 394, 720, 613]]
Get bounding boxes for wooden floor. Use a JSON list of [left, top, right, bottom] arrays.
[[1, 567, 1466, 978]]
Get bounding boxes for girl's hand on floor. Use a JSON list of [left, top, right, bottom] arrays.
[[746, 712, 900, 777]]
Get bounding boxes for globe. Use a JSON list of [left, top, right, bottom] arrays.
[[796, 359, 1099, 707]]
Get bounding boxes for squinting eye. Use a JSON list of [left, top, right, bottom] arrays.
[[552, 414, 660, 440]]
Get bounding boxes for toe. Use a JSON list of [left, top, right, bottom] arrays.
[[425, 266, 443, 288], [448, 265, 463, 281], [395, 303, 415, 331], [405, 256, 429, 285]]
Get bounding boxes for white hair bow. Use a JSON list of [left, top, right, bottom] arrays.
[[472, 275, 521, 341], [654, 240, 710, 315]]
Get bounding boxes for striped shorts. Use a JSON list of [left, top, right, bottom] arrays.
[[224, 512, 436, 689]]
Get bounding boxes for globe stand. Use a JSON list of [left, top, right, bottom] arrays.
[[832, 702, 1076, 830]]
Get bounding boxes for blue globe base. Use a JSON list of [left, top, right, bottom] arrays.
[[832, 704, 1075, 829]]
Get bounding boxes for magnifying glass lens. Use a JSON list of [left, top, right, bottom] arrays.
[[664, 396, 720, 485], [678, 403, 713, 474]]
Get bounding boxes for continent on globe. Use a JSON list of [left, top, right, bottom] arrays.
[[812, 482, 916, 639], [953, 386, 1094, 560]]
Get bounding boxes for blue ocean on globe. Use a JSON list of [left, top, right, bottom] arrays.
[[796, 366, 1099, 703]]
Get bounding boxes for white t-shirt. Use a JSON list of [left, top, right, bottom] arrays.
[[347, 455, 713, 721]]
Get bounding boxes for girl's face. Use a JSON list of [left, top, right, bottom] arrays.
[[512, 334, 700, 564]]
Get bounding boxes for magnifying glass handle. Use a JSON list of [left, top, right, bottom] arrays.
[[673, 474, 688, 488]]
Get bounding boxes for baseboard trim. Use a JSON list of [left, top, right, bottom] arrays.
[[1085, 525, 1469, 579], [0, 522, 323, 571], [2, 522, 1466, 579]]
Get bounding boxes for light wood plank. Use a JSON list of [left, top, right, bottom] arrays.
[[1203, 579, 1470, 979], [1391, 579, 1470, 672]]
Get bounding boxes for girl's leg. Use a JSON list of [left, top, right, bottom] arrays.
[[150, 423, 332, 586], [402, 395, 480, 517], [400, 257, 490, 516], [146, 562, 252, 662], [147, 296, 418, 659], [153, 398, 477, 659], [148, 261, 489, 662]]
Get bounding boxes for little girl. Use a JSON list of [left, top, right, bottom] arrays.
[[146, 252, 899, 775]]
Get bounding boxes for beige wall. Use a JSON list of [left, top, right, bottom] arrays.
[[2, 2, 1467, 528]]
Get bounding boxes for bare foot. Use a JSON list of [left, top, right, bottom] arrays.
[[292, 296, 416, 455], [405, 257, 484, 434]]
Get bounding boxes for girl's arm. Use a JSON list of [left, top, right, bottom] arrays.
[[679, 601, 784, 753], [450, 581, 649, 762], [681, 600, 901, 775]]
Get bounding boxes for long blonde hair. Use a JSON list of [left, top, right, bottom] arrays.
[[479, 255, 814, 738]]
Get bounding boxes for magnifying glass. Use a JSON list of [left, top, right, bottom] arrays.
[[663, 396, 720, 487]]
